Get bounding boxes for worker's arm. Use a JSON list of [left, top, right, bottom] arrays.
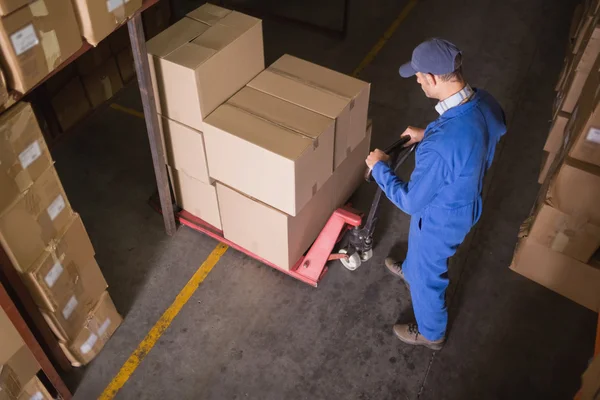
[[371, 148, 451, 215]]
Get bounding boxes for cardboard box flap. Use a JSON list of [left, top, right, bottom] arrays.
[[543, 112, 570, 153], [146, 17, 209, 58], [228, 87, 335, 140], [191, 23, 245, 52], [270, 54, 369, 99], [204, 104, 314, 160], [163, 42, 216, 69], [249, 70, 349, 118], [186, 3, 231, 25], [217, 11, 260, 31]]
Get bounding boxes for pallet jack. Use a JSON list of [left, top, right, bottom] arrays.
[[151, 137, 416, 287]]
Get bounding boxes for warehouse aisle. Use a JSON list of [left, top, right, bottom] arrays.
[[50, 0, 597, 399]]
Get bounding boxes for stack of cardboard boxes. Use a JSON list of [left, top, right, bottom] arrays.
[[511, 0, 600, 312], [149, 3, 371, 270], [1, 307, 53, 400], [0, 102, 122, 366]]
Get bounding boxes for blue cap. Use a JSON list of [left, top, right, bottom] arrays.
[[399, 38, 462, 78]]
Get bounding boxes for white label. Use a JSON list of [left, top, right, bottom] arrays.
[[30, 392, 43, 400], [10, 24, 39, 56], [106, 0, 124, 12], [47, 195, 66, 221], [18, 141, 42, 169], [80, 333, 98, 354], [97, 318, 111, 336], [586, 127, 600, 144], [44, 261, 63, 288], [62, 295, 78, 319]]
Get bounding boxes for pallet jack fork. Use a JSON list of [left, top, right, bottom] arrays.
[[151, 138, 415, 287]]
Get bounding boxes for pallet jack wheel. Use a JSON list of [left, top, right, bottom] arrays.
[[338, 249, 361, 271]]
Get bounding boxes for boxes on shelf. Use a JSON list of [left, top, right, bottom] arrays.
[[142, 0, 171, 40], [0, 307, 23, 363], [547, 157, 600, 225], [147, 3, 264, 131], [50, 77, 91, 132], [58, 291, 122, 367], [168, 167, 221, 230], [0, 102, 53, 214], [23, 214, 107, 312], [248, 54, 370, 169], [18, 375, 52, 400], [71, 0, 142, 46], [0, 364, 21, 400], [528, 204, 600, 262], [0, 67, 8, 107], [159, 116, 211, 183], [216, 126, 371, 270], [203, 86, 335, 216], [0, 165, 73, 273], [510, 236, 600, 311], [0, 0, 82, 93], [116, 48, 135, 83], [81, 58, 123, 108]]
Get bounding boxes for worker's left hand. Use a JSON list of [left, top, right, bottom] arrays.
[[365, 149, 390, 170]]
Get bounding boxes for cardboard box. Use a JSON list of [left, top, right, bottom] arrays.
[[510, 237, 600, 311], [81, 58, 123, 108], [0, 364, 20, 400], [58, 291, 122, 366], [142, 0, 171, 40], [116, 48, 134, 83], [528, 204, 600, 262], [147, 4, 264, 131], [0, 0, 82, 93], [548, 157, 600, 225], [538, 151, 556, 184], [248, 54, 370, 169], [51, 77, 91, 131], [544, 111, 570, 154], [44, 63, 76, 96], [18, 376, 52, 400], [72, 0, 142, 46], [24, 214, 107, 312], [76, 41, 111, 76], [559, 23, 600, 114], [159, 116, 210, 183], [217, 128, 370, 270], [169, 167, 221, 229], [0, 165, 73, 273], [6, 346, 38, 389], [0, 0, 32, 16], [0, 102, 52, 215], [204, 87, 334, 216], [0, 308, 23, 364], [0, 67, 8, 108]]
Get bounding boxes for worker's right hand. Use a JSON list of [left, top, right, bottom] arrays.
[[400, 126, 425, 146]]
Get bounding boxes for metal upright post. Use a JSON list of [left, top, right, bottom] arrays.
[[127, 13, 177, 235]]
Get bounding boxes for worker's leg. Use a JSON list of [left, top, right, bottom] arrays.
[[403, 205, 474, 341]]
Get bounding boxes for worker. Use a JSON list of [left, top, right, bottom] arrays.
[[365, 38, 506, 350]]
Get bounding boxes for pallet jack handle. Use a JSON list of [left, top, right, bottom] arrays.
[[365, 135, 412, 183]]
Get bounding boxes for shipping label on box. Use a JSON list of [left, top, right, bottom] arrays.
[[147, 4, 264, 131], [217, 128, 370, 269], [528, 204, 600, 262], [0, 0, 82, 93], [159, 116, 211, 184], [168, 167, 221, 229], [0, 165, 73, 273], [0, 102, 52, 215], [25, 215, 106, 312], [204, 87, 335, 216], [58, 291, 122, 366], [72, 0, 142, 46]]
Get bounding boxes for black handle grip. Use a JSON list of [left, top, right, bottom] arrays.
[[365, 135, 413, 182]]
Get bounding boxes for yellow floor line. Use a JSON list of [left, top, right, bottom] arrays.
[[110, 103, 145, 119], [99, 243, 229, 400], [352, 0, 419, 77]]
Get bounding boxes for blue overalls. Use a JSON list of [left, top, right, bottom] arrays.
[[372, 89, 506, 341]]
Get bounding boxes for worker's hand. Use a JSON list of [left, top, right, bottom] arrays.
[[365, 149, 390, 170], [400, 126, 425, 146]]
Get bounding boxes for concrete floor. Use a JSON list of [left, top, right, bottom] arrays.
[[49, 0, 598, 398]]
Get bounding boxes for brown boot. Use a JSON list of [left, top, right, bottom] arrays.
[[393, 323, 445, 350], [384, 257, 410, 288]]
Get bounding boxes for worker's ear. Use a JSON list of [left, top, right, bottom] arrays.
[[426, 73, 437, 86]]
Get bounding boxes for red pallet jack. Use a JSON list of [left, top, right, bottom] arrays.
[[151, 138, 415, 287]]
